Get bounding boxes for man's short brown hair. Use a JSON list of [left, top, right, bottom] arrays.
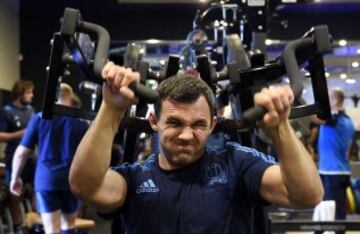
[[154, 74, 216, 118], [12, 80, 34, 99]]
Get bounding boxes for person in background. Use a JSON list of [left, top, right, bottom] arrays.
[[316, 88, 355, 227], [10, 83, 89, 234], [0, 80, 35, 234]]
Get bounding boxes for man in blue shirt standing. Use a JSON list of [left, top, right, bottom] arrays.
[[0, 80, 35, 234], [10, 83, 89, 234], [70, 62, 324, 234], [317, 89, 355, 224]]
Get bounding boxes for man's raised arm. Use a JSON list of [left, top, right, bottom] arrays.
[[256, 86, 324, 208], [69, 62, 140, 211]]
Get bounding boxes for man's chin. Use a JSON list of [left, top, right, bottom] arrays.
[[172, 152, 200, 165]]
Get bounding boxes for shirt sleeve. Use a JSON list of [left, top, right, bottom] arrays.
[[20, 114, 39, 149], [112, 162, 135, 189], [226, 142, 275, 204], [97, 162, 135, 219]]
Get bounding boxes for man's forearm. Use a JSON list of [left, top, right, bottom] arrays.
[[70, 102, 126, 198], [271, 120, 323, 206], [11, 145, 32, 180], [0, 130, 24, 142]]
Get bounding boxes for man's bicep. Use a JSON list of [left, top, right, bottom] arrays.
[[259, 165, 293, 208], [88, 169, 128, 212]]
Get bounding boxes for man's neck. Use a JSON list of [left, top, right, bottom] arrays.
[[333, 106, 344, 112], [158, 153, 181, 171], [157, 150, 205, 171], [12, 99, 25, 108]]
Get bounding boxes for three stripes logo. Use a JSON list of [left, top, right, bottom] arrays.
[[136, 179, 159, 194]]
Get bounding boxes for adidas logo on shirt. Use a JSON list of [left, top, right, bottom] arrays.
[[136, 179, 159, 194]]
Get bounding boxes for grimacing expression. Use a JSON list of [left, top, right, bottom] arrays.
[[21, 88, 34, 104], [157, 96, 215, 167]]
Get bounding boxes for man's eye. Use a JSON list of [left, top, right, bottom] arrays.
[[167, 122, 181, 127], [194, 123, 207, 128]]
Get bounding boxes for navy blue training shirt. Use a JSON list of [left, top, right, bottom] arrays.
[[0, 103, 34, 169], [112, 142, 275, 234]]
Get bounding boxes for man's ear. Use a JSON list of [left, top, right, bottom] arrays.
[[149, 112, 159, 132], [209, 116, 218, 133]]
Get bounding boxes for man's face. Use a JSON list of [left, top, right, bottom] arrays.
[[329, 90, 339, 110], [193, 32, 203, 45], [21, 88, 34, 105], [155, 96, 215, 168]]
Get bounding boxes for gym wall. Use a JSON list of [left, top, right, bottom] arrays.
[[0, 0, 20, 91]]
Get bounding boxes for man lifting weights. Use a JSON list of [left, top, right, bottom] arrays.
[[70, 62, 323, 234]]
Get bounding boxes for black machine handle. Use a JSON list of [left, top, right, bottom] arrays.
[[197, 25, 331, 126], [237, 26, 332, 127], [128, 82, 159, 103], [282, 38, 310, 99], [80, 21, 110, 79], [241, 106, 267, 124], [241, 26, 331, 124], [60, 8, 159, 103], [60, 8, 110, 79], [281, 25, 331, 99]]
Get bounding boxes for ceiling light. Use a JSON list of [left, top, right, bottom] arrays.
[[339, 39, 347, 47], [265, 39, 272, 46], [352, 61, 359, 68], [340, 73, 347, 79], [199, 0, 207, 2], [146, 39, 161, 44], [325, 72, 330, 78], [345, 79, 356, 84]]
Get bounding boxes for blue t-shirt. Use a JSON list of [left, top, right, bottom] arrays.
[[20, 113, 89, 191], [112, 142, 275, 234], [318, 111, 355, 175], [0, 103, 34, 169]]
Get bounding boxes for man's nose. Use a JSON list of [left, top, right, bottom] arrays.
[[178, 126, 194, 141]]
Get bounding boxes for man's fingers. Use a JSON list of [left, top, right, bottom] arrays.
[[254, 88, 276, 112], [254, 85, 295, 128], [101, 62, 141, 108], [101, 61, 115, 79], [269, 86, 294, 113], [13, 189, 21, 197], [10, 184, 22, 197], [113, 67, 127, 89], [285, 86, 294, 105], [269, 90, 284, 113], [119, 87, 137, 101], [263, 112, 279, 126], [121, 68, 140, 87]]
